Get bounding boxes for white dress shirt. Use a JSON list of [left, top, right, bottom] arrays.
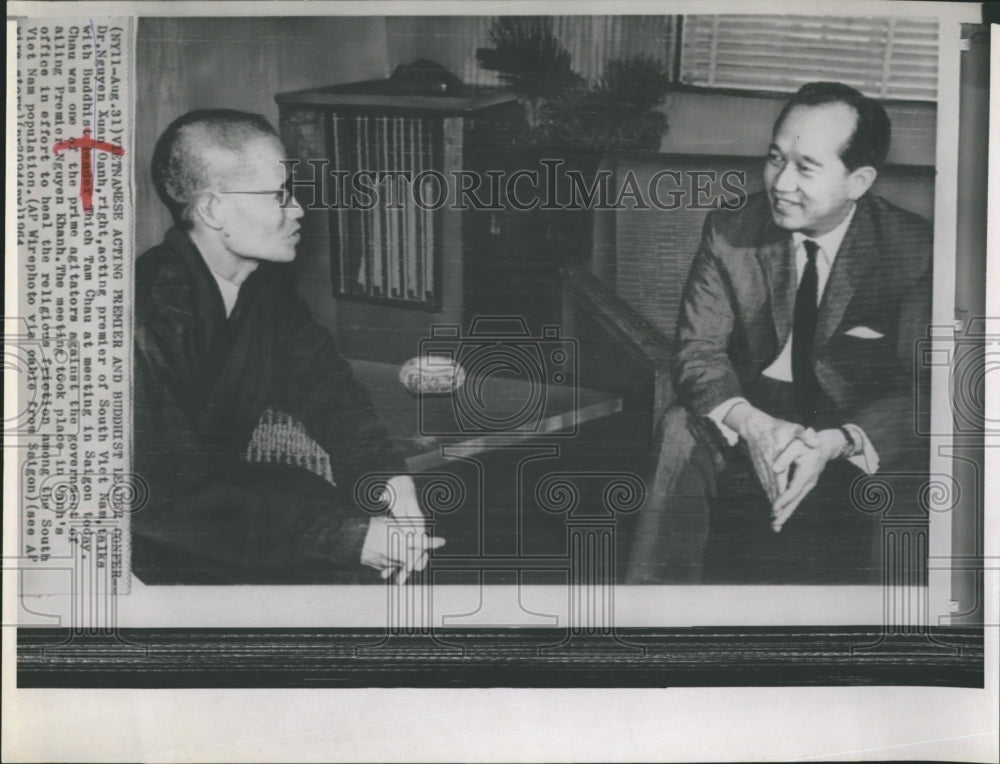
[[706, 204, 879, 474]]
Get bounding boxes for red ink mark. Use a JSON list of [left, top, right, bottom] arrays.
[[52, 128, 126, 213]]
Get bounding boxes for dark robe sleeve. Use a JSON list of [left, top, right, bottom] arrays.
[[132, 325, 371, 584], [271, 289, 407, 496]]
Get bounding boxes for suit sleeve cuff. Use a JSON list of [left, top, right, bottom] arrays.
[[844, 423, 880, 474], [707, 397, 748, 447]]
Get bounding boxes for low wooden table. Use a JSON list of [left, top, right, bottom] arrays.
[[349, 359, 623, 471], [350, 359, 631, 586]]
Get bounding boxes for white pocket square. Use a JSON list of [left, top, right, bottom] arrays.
[[844, 326, 884, 339]]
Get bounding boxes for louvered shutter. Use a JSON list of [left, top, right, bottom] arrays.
[[680, 15, 938, 102]]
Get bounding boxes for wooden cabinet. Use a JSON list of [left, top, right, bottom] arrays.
[[277, 82, 523, 364]]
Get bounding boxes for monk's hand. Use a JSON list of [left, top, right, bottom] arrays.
[[372, 475, 445, 584], [770, 428, 847, 532], [381, 475, 424, 526], [724, 402, 805, 504], [361, 516, 446, 585]]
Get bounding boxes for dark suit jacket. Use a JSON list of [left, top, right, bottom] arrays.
[[673, 192, 932, 471]]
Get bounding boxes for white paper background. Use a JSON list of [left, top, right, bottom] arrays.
[[4, 2, 997, 762]]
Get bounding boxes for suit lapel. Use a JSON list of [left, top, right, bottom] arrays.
[[755, 223, 796, 347], [815, 200, 876, 348]]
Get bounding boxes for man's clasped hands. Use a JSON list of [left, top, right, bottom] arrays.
[[722, 401, 852, 532]]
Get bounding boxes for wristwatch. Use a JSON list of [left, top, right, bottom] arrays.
[[837, 425, 858, 459]]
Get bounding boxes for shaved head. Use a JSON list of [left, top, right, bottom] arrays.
[[152, 109, 282, 229]]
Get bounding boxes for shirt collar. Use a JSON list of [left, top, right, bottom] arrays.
[[792, 202, 858, 265]]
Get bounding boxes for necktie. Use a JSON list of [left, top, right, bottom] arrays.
[[792, 239, 821, 424]]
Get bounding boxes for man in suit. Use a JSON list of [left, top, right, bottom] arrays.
[[627, 82, 932, 584]]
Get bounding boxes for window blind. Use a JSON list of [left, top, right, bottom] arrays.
[[680, 15, 939, 102]]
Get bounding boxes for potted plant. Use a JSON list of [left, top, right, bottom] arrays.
[[473, 17, 672, 328], [477, 16, 672, 153]]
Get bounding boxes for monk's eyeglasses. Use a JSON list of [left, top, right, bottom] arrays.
[[218, 180, 296, 208]]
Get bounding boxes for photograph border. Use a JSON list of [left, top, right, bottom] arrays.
[[16, 625, 986, 687]]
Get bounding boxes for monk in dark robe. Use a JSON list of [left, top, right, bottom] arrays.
[[132, 109, 443, 584]]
